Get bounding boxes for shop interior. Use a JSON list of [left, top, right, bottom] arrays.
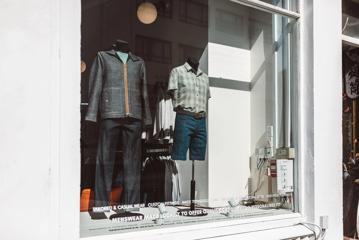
[[80, 0, 296, 237]]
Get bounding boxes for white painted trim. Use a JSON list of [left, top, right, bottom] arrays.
[[342, 34, 359, 47], [298, 0, 315, 223], [57, 0, 81, 239], [230, 0, 300, 19], [82, 213, 308, 240]]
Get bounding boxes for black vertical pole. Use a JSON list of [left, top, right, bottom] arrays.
[[190, 159, 195, 211]]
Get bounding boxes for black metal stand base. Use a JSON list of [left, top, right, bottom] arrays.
[[89, 211, 108, 220], [177, 160, 208, 217]]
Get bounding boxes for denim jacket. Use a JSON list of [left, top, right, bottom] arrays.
[[85, 50, 152, 126]]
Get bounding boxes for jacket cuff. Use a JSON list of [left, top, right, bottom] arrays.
[[85, 114, 97, 122]]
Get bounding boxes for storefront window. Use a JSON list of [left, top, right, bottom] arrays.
[[343, 0, 359, 39], [80, 0, 298, 237]]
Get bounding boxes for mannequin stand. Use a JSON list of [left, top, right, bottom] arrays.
[[177, 160, 208, 217]]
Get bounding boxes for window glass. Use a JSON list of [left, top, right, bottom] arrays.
[[80, 0, 298, 237], [250, 0, 297, 12], [343, 0, 359, 39]]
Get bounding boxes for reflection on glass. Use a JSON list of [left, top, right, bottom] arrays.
[[208, 0, 296, 212], [343, 0, 359, 38], [255, 0, 297, 12], [80, 0, 297, 237]]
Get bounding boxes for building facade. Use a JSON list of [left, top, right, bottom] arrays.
[[0, 0, 347, 239]]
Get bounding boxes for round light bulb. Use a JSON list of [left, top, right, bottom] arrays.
[[137, 2, 157, 24], [81, 60, 86, 73]]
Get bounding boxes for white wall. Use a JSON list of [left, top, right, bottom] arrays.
[[248, 9, 278, 197], [208, 85, 251, 206], [0, 0, 80, 239], [312, 0, 343, 238], [300, 0, 343, 239], [207, 0, 251, 207]]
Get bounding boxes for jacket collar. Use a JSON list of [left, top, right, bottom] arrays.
[[184, 62, 203, 76], [106, 49, 140, 62]]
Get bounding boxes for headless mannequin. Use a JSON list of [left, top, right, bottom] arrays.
[[113, 39, 148, 138], [113, 39, 130, 53], [186, 56, 200, 211], [186, 56, 199, 74], [168, 57, 200, 100], [96, 39, 144, 221], [172, 56, 207, 216], [114, 40, 129, 63]]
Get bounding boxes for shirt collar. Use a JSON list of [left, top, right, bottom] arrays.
[[184, 62, 203, 76], [107, 49, 140, 62]]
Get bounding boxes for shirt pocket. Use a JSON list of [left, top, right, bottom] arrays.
[[178, 76, 190, 95]]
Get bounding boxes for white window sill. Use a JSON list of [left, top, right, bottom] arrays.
[[81, 213, 312, 240]]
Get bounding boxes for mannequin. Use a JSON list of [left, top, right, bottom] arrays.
[[113, 39, 130, 53], [113, 40, 130, 64], [167, 56, 210, 216], [186, 57, 199, 73], [86, 39, 151, 220]]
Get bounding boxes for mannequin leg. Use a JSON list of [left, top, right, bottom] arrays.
[[189, 117, 207, 161], [172, 114, 194, 161], [121, 119, 142, 205], [93, 119, 120, 209]]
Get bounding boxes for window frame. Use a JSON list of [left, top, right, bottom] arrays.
[[56, 0, 320, 239]]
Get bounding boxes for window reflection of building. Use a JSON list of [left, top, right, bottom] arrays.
[[179, 0, 208, 27], [136, 0, 173, 19], [135, 35, 172, 64], [178, 44, 204, 63], [215, 9, 243, 36]]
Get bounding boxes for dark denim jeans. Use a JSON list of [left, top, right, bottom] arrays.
[[94, 118, 142, 207], [172, 113, 207, 160]]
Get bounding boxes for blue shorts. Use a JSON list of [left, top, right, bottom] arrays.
[[171, 113, 207, 160]]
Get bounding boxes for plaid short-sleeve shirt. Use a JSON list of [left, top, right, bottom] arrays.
[[168, 63, 210, 113]]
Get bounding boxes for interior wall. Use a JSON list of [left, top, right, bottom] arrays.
[[249, 9, 274, 155], [207, 0, 251, 207], [207, 0, 280, 203], [248, 9, 277, 197]]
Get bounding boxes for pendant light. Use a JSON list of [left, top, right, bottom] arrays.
[[137, 1, 158, 24], [81, 60, 86, 73]]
